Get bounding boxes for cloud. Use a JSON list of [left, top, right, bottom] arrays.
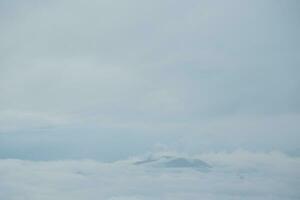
[[0, 151, 299, 200]]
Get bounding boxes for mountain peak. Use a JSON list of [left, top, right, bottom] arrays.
[[134, 155, 211, 171]]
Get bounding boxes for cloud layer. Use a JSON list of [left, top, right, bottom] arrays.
[[0, 151, 299, 200]]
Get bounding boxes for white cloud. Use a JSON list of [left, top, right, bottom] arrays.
[[0, 151, 299, 200]]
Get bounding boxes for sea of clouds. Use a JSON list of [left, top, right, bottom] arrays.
[[0, 150, 299, 200]]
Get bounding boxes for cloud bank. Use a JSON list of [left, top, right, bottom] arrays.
[[0, 151, 299, 200]]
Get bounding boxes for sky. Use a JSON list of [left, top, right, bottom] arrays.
[[0, 0, 300, 199], [1, 0, 300, 160]]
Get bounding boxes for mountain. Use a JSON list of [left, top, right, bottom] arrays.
[[134, 155, 211, 171]]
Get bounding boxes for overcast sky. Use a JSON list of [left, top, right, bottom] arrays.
[[0, 0, 300, 160]]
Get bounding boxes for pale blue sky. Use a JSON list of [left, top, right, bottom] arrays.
[[0, 0, 299, 160]]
